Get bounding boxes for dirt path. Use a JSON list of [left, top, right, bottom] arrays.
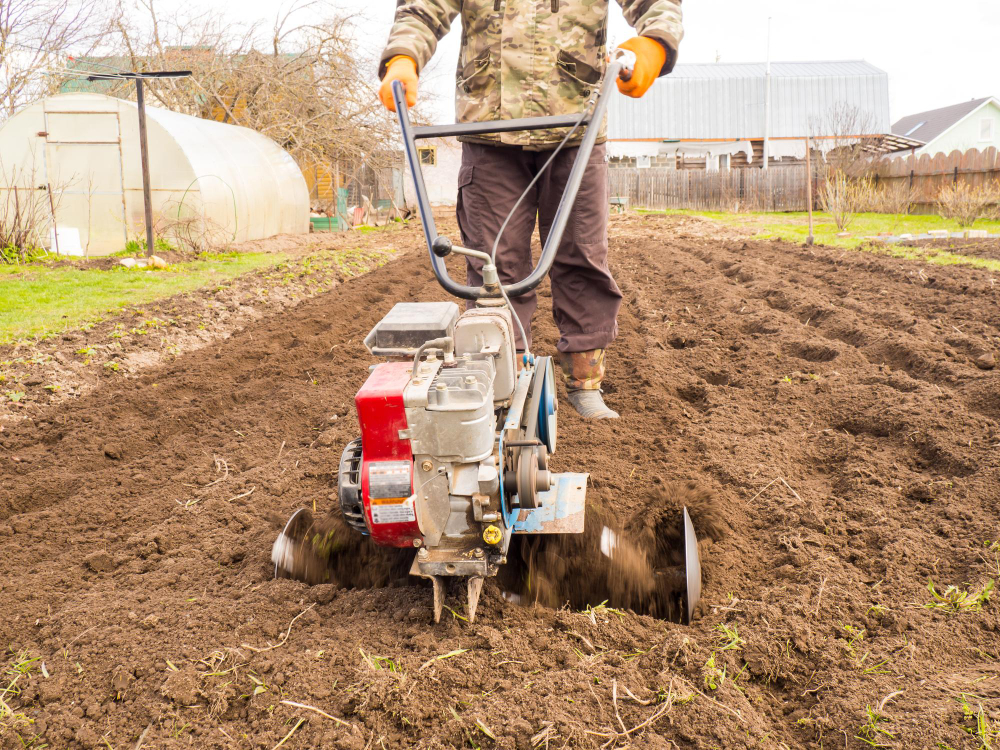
[[1, 213, 998, 749]]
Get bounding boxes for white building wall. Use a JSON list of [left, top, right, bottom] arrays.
[[403, 137, 462, 207], [608, 61, 890, 141]]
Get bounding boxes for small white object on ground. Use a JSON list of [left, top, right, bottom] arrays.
[[49, 227, 84, 256]]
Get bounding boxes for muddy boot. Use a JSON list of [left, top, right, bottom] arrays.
[[566, 389, 619, 419], [559, 349, 619, 419]]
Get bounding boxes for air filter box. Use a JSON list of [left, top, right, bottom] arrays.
[[365, 302, 460, 353]]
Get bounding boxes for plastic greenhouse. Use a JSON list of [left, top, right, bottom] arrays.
[[0, 93, 309, 256]]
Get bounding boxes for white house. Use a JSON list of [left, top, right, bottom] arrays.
[[891, 97, 1000, 157], [402, 137, 462, 207]]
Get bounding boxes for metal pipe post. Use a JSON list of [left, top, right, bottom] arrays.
[[763, 17, 772, 171], [805, 137, 814, 245], [136, 78, 155, 257]]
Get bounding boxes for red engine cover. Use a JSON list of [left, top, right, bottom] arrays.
[[355, 361, 421, 548]]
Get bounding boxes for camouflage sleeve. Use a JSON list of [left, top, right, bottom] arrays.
[[617, 0, 684, 75], [379, 0, 461, 78]]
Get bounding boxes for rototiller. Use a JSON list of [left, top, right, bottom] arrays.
[[273, 50, 702, 623]]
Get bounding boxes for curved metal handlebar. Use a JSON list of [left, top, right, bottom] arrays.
[[393, 56, 629, 300]]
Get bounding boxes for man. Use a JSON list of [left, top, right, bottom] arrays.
[[378, 0, 682, 419]]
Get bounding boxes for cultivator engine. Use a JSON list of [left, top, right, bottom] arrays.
[[335, 300, 578, 622], [273, 50, 703, 623]]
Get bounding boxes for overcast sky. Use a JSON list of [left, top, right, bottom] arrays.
[[240, 0, 998, 125]]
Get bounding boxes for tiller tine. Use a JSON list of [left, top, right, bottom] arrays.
[[416, 562, 486, 624]]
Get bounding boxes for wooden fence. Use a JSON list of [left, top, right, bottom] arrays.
[[877, 147, 1000, 213], [609, 166, 810, 212], [610, 147, 1000, 214]]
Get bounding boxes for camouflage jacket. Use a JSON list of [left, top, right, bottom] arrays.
[[381, 0, 683, 149]]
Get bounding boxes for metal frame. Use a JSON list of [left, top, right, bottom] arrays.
[[393, 58, 628, 301], [86, 70, 192, 256]]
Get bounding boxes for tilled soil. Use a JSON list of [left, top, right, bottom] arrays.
[[2, 213, 999, 749]]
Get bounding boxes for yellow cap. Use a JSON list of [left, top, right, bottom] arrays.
[[482, 525, 503, 546]]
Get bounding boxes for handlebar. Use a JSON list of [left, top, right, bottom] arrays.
[[393, 53, 631, 301]]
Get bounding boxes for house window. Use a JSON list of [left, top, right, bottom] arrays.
[[981, 118, 995, 142], [418, 146, 436, 166]]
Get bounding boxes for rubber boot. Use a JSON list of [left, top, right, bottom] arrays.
[[559, 349, 619, 419], [566, 390, 619, 419]]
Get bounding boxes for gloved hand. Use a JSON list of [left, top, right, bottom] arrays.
[[615, 37, 667, 99], [378, 55, 418, 112]]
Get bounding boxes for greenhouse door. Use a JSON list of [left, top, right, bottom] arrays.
[[43, 109, 127, 255]]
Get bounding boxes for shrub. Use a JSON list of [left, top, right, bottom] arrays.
[[0, 183, 49, 264], [875, 181, 914, 218], [936, 181, 1000, 228], [820, 171, 876, 232]]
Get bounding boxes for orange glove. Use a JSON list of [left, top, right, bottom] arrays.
[[379, 55, 418, 112], [616, 37, 667, 98]]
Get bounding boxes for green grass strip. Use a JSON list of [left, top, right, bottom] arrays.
[[0, 252, 283, 344], [637, 209, 1000, 269]]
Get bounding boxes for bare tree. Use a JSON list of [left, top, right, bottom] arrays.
[[77, 0, 408, 208], [810, 102, 883, 178], [0, 0, 110, 120]]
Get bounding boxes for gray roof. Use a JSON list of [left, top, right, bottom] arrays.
[[667, 60, 886, 80], [891, 97, 996, 144], [607, 60, 890, 141]]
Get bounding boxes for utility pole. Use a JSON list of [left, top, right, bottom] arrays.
[[763, 16, 772, 171], [805, 136, 814, 245], [87, 70, 191, 256]]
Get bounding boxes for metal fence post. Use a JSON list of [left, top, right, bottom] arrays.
[[135, 78, 154, 257]]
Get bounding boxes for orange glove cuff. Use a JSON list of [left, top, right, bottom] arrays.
[[386, 55, 415, 71], [379, 55, 418, 112], [616, 37, 667, 99]]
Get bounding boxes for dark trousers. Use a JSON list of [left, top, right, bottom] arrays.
[[455, 141, 622, 353]]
